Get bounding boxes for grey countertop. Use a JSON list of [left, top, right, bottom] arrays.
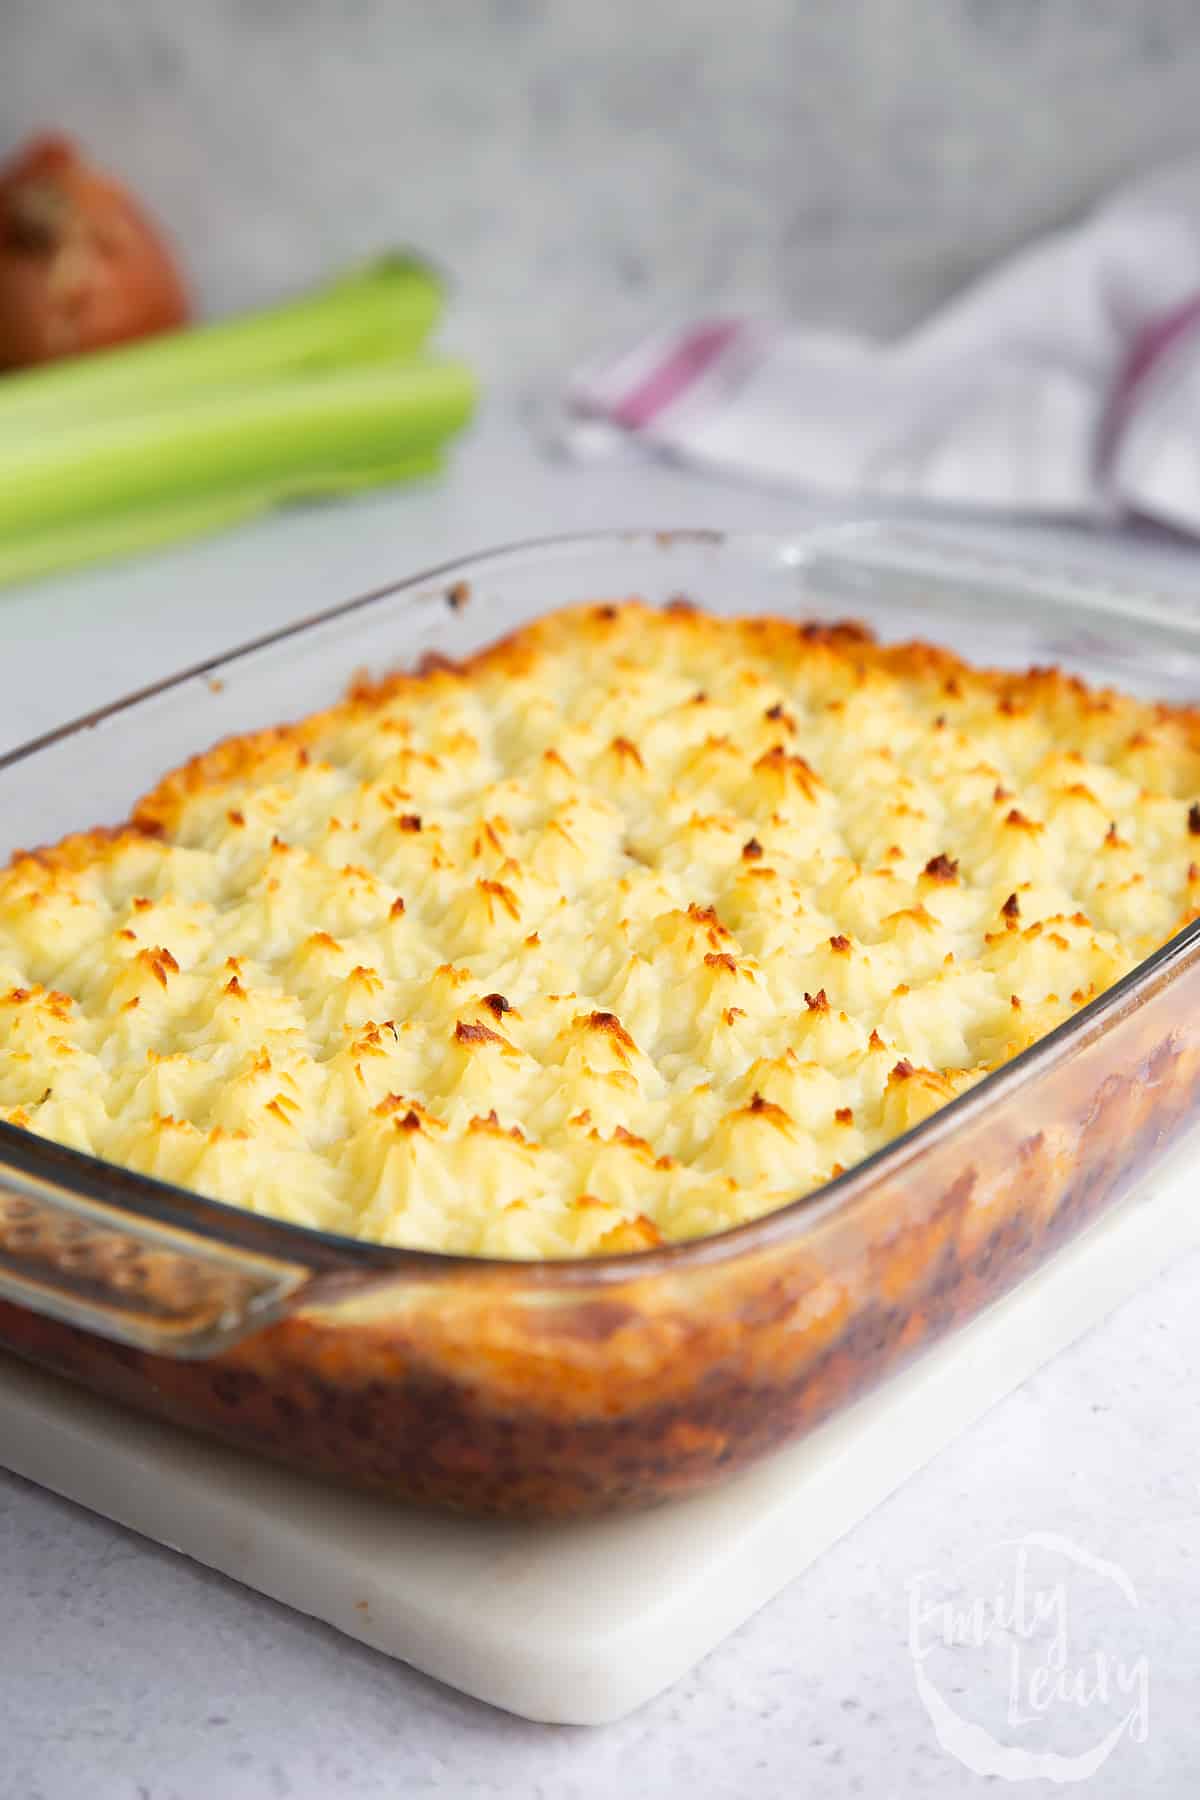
[[1, 404, 1199, 1796]]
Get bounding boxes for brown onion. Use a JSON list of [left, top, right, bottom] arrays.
[[0, 132, 189, 370]]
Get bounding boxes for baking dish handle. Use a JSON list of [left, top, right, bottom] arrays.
[[0, 1159, 310, 1359], [800, 520, 1200, 659]]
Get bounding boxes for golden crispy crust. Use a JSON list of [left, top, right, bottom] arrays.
[[3, 599, 1199, 1259], [123, 604, 1200, 835]]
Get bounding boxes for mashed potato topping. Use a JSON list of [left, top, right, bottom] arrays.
[[2, 600, 1198, 1257]]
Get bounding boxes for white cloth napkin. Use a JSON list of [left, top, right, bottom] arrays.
[[565, 158, 1200, 534]]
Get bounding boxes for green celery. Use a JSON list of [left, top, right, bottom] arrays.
[[0, 254, 445, 436], [0, 450, 446, 587], [0, 357, 475, 585]]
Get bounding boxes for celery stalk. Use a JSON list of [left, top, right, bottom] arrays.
[[0, 254, 445, 436], [0, 450, 446, 587], [0, 356, 475, 584]]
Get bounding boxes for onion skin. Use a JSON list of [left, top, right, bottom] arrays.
[[0, 132, 189, 370]]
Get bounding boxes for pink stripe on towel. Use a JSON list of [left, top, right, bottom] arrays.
[[1100, 289, 1200, 469], [610, 320, 745, 429]]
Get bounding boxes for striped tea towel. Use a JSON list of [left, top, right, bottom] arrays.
[[564, 156, 1200, 535]]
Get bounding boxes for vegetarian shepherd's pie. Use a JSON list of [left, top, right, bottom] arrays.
[[2, 601, 1198, 1257]]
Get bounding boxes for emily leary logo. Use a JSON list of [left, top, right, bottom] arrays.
[[906, 1532, 1150, 1782]]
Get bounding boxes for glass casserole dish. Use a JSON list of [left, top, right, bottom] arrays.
[[2, 524, 1199, 1519]]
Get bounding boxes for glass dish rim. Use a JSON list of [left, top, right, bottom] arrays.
[[3, 522, 1198, 1290]]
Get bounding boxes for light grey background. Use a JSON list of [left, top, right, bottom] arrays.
[[5, 0, 1200, 397]]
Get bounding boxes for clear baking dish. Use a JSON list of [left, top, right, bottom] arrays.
[[2, 525, 1199, 1518]]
